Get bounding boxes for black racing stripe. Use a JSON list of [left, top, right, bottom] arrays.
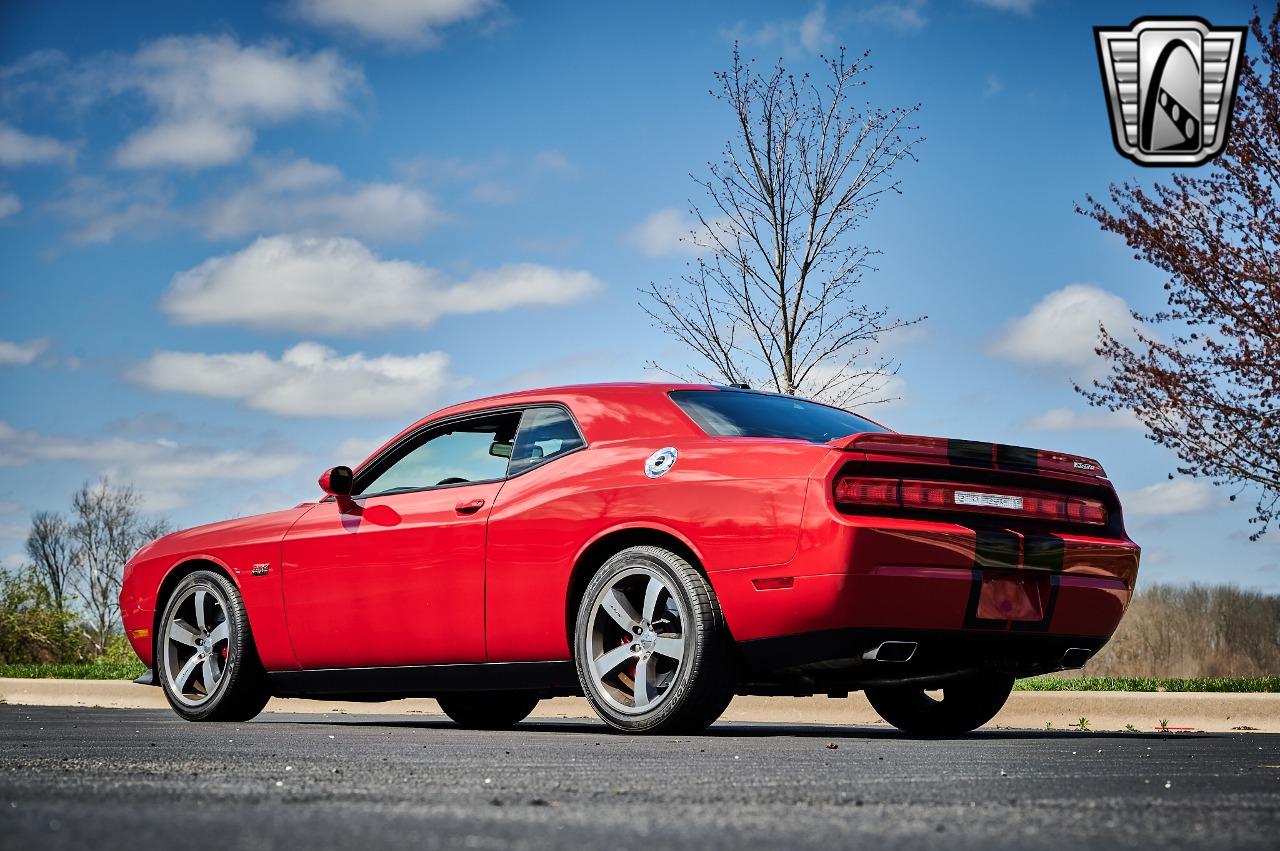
[[1024, 534, 1065, 572], [995, 443, 1039, 472], [947, 439, 994, 468], [974, 529, 1020, 570], [962, 568, 987, 630], [963, 529, 1022, 628]]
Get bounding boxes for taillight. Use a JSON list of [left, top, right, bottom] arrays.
[[834, 475, 1108, 525]]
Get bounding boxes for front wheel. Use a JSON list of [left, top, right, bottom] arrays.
[[436, 693, 540, 729], [157, 570, 271, 722], [865, 672, 1015, 735], [573, 545, 737, 734]]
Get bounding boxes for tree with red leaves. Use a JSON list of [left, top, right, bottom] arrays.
[[1077, 8, 1280, 539]]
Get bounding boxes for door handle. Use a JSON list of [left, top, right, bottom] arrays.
[[454, 498, 486, 515]]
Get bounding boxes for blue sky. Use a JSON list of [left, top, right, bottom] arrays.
[[1, 0, 1274, 591]]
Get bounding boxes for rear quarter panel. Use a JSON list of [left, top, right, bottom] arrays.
[[484, 437, 830, 661]]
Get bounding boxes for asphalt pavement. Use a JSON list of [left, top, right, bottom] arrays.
[[2, 704, 1278, 850]]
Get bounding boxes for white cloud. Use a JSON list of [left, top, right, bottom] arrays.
[[116, 119, 253, 170], [0, 121, 75, 166], [1121, 478, 1216, 517], [48, 173, 175, 243], [973, 0, 1036, 14], [625, 208, 710, 257], [859, 0, 928, 32], [163, 234, 604, 335], [201, 157, 443, 240], [0, 420, 307, 511], [983, 73, 1003, 97], [731, 2, 836, 54], [130, 342, 459, 418], [988, 284, 1140, 369], [292, 0, 501, 47], [0, 338, 49, 366], [111, 35, 362, 169], [53, 158, 439, 244], [0, 192, 19, 219], [1023, 407, 1143, 431]]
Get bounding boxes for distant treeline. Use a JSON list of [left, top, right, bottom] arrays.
[[1087, 583, 1280, 678]]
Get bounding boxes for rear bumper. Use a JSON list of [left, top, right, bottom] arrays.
[[712, 487, 1139, 674], [739, 627, 1109, 690]]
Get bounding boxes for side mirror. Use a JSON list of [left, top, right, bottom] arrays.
[[318, 466, 353, 496], [489, 441, 513, 459]]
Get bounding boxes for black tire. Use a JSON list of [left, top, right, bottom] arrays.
[[436, 693, 540, 729], [865, 672, 1015, 735], [573, 545, 737, 734], [156, 570, 271, 722]]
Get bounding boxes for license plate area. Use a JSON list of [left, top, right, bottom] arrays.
[[976, 570, 1048, 622]]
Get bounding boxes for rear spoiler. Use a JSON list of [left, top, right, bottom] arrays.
[[828, 432, 1107, 479]]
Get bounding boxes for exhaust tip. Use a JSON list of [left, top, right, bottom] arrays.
[[1060, 647, 1093, 669], [862, 640, 918, 663]]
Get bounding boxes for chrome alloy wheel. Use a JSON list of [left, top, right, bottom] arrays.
[[162, 586, 231, 708], [585, 565, 688, 714]]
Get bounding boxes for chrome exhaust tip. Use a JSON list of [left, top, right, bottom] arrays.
[[862, 641, 918, 663], [1060, 647, 1093, 669]]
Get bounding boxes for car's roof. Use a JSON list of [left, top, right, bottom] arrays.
[[356, 383, 719, 469], [351, 382, 889, 471]]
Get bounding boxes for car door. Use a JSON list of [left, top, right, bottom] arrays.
[[281, 409, 522, 670]]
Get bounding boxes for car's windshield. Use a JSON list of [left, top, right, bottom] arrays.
[[669, 389, 888, 443]]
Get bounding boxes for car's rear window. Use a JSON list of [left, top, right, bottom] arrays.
[[669, 390, 888, 443]]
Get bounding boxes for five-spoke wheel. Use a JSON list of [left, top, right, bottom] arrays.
[[163, 586, 230, 707], [157, 570, 271, 722], [586, 566, 687, 714], [574, 545, 736, 733]]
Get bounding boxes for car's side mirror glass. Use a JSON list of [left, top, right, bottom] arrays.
[[489, 442, 513, 459], [318, 465, 354, 496]]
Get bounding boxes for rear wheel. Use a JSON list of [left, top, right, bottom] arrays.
[[573, 545, 737, 734], [865, 672, 1015, 735], [436, 693, 540, 729], [157, 570, 271, 722]]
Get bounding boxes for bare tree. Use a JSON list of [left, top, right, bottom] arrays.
[[642, 46, 925, 406], [1076, 9, 1280, 538], [70, 478, 170, 652], [25, 511, 74, 614]]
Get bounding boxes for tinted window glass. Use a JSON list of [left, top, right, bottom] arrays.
[[670, 390, 887, 443], [358, 411, 521, 495], [509, 407, 585, 475]]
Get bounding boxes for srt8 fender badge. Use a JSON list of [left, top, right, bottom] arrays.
[[645, 447, 678, 478]]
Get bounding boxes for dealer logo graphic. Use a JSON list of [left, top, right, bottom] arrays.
[[1094, 17, 1246, 166]]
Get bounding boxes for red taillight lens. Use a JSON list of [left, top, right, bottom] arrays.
[[833, 476, 899, 506], [834, 476, 1108, 525]]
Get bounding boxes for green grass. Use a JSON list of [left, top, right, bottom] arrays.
[[1015, 676, 1280, 693], [0, 661, 146, 680]]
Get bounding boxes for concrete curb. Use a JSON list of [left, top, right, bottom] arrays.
[[3, 678, 1276, 732]]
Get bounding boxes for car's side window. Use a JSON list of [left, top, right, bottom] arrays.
[[508, 406, 586, 476], [356, 411, 522, 496]]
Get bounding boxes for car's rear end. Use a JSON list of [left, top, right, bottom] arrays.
[[729, 428, 1139, 692]]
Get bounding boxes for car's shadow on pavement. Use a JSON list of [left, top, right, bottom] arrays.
[[273, 715, 1212, 741]]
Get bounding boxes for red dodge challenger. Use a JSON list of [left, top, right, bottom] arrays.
[[120, 383, 1139, 734]]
